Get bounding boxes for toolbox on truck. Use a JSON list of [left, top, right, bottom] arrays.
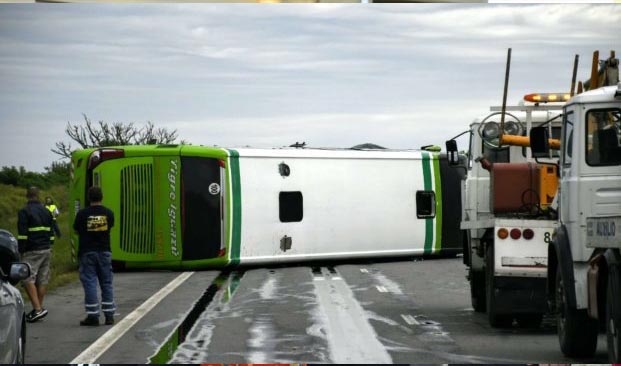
[[491, 162, 558, 214]]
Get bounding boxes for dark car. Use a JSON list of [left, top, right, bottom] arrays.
[[0, 229, 31, 364]]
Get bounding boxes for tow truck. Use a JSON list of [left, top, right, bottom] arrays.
[[530, 50, 620, 361], [446, 49, 576, 328]]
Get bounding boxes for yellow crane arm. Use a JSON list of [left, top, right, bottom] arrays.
[[500, 134, 561, 150]]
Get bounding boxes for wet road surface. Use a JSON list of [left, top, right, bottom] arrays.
[[26, 257, 609, 363]]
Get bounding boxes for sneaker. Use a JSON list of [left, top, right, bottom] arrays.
[[104, 316, 114, 325], [26, 308, 48, 323], [79, 315, 100, 326]]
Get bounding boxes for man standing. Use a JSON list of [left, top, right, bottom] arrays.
[[17, 186, 54, 323], [44, 196, 62, 242], [73, 186, 116, 326]]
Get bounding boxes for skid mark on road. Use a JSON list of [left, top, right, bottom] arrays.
[[248, 316, 275, 364], [258, 275, 278, 300], [310, 267, 392, 364]]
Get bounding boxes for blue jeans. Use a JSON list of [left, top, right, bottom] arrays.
[[79, 251, 115, 317]]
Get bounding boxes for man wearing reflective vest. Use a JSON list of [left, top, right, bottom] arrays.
[[45, 196, 62, 243], [17, 186, 54, 323]]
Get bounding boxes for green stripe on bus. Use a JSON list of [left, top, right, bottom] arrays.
[[229, 149, 242, 266], [421, 152, 433, 255], [432, 154, 443, 253], [17, 235, 27, 240]]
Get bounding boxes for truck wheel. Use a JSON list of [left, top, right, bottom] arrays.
[[486, 245, 513, 327], [607, 264, 620, 362], [516, 314, 543, 328], [471, 270, 486, 313], [556, 265, 597, 357]]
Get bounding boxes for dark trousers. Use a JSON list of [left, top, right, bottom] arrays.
[[79, 251, 115, 317]]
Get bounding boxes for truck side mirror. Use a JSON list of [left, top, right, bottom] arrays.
[[446, 140, 459, 166], [530, 127, 550, 158]]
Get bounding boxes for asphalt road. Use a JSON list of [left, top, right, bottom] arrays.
[[25, 257, 609, 363]]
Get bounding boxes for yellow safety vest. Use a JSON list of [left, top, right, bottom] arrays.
[[46, 204, 59, 220]]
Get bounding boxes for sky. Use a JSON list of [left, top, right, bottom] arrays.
[[0, 4, 619, 171]]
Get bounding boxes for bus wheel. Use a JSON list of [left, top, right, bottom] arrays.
[[516, 314, 543, 329], [607, 263, 620, 362], [556, 265, 597, 357], [486, 245, 512, 327], [470, 269, 486, 313]]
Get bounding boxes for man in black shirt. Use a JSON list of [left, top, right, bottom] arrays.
[[73, 186, 116, 326], [17, 186, 54, 323]]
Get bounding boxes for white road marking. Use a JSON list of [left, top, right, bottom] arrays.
[[401, 314, 419, 325], [70, 271, 194, 364], [312, 268, 392, 363], [371, 272, 404, 295], [376, 285, 388, 293], [360, 268, 369, 273]]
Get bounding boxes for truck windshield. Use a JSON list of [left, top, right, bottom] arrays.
[[180, 157, 222, 260], [585, 109, 621, 166]]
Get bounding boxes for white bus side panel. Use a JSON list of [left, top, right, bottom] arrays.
[[237, 156, 429, 264]]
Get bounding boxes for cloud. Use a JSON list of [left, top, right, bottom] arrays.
[[0, 4, 619, 171]]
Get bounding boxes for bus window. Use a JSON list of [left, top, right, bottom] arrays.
[[416, 191, 436, 219], [181, 157, 222, 260], [279, 191, 303, 222], [586, 109, 621, 166]]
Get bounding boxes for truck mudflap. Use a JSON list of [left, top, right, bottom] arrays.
[[548, 224, 578, 309], [494, 276, 548, 314]]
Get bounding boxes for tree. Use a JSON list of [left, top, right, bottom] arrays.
[[44, 161, 71, 187], [52, 114, 180, 159], [0, 166, 48, 189]]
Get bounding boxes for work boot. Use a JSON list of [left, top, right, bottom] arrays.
[[104, 315, 114, 325], [80, 315, 99, 326]]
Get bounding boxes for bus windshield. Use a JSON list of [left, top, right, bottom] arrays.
[[181, 156, 223, 260]]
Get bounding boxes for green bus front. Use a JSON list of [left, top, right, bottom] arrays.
[[70, 145, 236, 269]]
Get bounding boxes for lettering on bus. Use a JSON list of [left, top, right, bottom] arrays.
[[168, 159, 179, 257]]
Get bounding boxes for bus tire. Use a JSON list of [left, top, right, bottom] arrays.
[[556, 265, 598, 358], [470, 269, 486, 313], [516, 313, 543, 329], [607, 263, 620, 362], [486, 244, 513, 328]]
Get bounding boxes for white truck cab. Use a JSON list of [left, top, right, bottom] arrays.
[[533, 82, 621, 360]]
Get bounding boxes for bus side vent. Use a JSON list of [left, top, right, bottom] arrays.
[[280, 235, 292, 252], [120, 164, 155, 255]]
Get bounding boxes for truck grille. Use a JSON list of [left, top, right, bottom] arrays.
[[120, 164, 154, 254]]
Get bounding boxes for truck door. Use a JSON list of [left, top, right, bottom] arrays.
[[560, 108, 576, 229]]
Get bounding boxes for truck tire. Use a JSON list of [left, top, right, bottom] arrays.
[[486, 244, 513, 327], [470, 269, 486, 313], [556, 265, 598, 357], [607, 263, 620, 362]]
